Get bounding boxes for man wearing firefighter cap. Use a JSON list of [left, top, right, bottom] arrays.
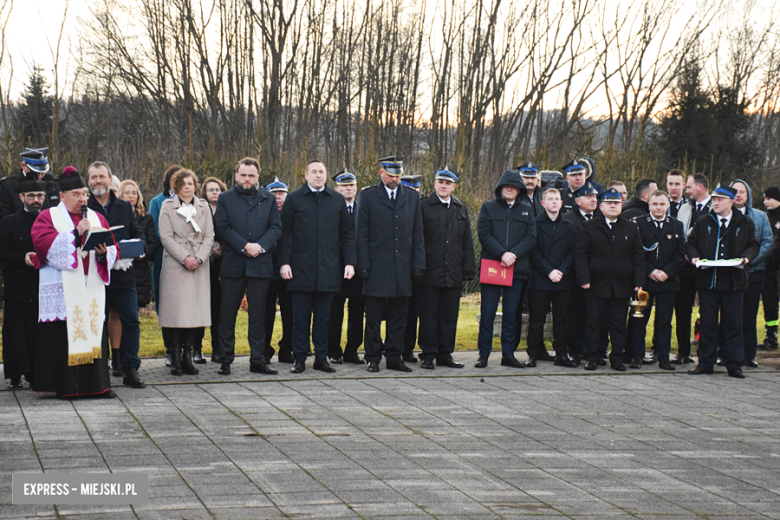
[[0, 147, 60, 219]]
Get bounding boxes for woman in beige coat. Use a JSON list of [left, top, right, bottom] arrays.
[[158, 169, 214, 376]]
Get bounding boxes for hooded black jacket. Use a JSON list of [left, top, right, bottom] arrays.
[[477, 170, 536, 280]]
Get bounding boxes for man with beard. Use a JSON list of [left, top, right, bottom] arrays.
[[0, 173, 47, 388], [86, 162, 147, 389], [0, 147, 60, 220], [517, 162, 543, 216], [621, 178, 658, 221]]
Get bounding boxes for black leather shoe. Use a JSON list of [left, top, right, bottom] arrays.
[[250, 362, 278, 375], [658, 360, 676, 370], [744, 359, 758, 368], [402, 353, 418, 363], [211, 354, 223, 363], [716, 358, 725, 366], [688, 365, 714, 375], [218, 362, 231, 375], [193, 350, 206, 364], [728, 368, 745, 378], [629, 358, 642, 369], [524, 358, 537, 368], [436, 358, 464, 369], [595, 358, 606, 366], [278, 352, 295, 364], [642, 355, 657, 365], [367, 361, 380, 372], [122, 368, 146, 388], [554, 355, 578, 368], [475, 356, 488, 368], [9, 378, 23, 389], [420, 359, 434, 370], [500, 356, 525, 368], [584, 360, 597, 371], [99, 390, 118, 399], [672, 355, 695, 364], [328, 356, 343, 365], [612, 364, 627, 372], [291, 359, 306, 374], [343, 353, 365, 364], [313, 359, 336, 373], [535, 350, 556, 362], [387, 360, 413, 372]]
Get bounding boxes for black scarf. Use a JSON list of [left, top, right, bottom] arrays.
[[235, 184, 258, 197]]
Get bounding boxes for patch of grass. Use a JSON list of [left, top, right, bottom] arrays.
[[1, 297, 778, 367]]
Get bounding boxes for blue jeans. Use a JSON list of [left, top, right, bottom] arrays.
[[106, 286, 141, 370], [291, 291, 334, 361], [478, 280, 524, 358]]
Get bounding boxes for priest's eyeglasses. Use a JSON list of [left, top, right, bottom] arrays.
[[23, 193, 46, 200]]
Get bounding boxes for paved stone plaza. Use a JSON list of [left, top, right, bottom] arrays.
[[1, 353, 780, 519]]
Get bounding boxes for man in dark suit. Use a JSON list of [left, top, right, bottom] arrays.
[[666, 169, 686, 218], [621, 178, 657, 221], [686, 185, 759, 378], [86, 161, 147, 389], [562, 182, 600, 363], [417, 167, 475, 370], [215, 157, 283, 376], [527, 188, 578, 368], [629, 191, 685, 370], [279, 160, 356, 374], [327, 169, 365, 365], [673, 173, 712, 364], [0, 147, 60, 220], [400, 174, 423, 363], [0, 173, 46, 388], [263, 177, 294, 363], [518, 162, 543, 216], [356, 156, 425, 373], [575, 188, 645, 371]]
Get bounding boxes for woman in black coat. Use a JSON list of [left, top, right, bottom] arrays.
[[201, 177, 228, 362], [118, 180, 159, 308]]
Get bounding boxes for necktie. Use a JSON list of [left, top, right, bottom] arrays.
[[655, 220, 662, 229], [348, 206, 353, 214], [721, 217, 727, 230], [696, 203, 702, 214], [585, 213, 592, 220]]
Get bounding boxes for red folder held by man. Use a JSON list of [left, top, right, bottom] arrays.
[[479, 259, 513, 286]]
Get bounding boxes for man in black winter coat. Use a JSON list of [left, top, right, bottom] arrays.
[[575, 188, 645, 371], [86, 162, 147, 389], [416, 168, 475, 370], [279, 160, 356, 374], [215, 157, 283, 376], [0, 173, 46, 388], [0, 148, 60, 220], [356, 156, 425, 373], [686, 186, 760, 378], [517, 162, 544, 216], [620, 178, 657, 221], [476, 170, 536, 368], [526, 188, 578, 368], [629, 191, 685, 370]]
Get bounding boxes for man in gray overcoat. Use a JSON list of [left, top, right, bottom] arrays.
[[356, 156, 425, 373]]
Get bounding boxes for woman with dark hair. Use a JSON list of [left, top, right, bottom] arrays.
[[149, 165, 183, 365], [158, 169, 214, 376], [200, 177, 227, 363]]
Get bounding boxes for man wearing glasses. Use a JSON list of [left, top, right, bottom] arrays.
[[0, 173, 48, 388]]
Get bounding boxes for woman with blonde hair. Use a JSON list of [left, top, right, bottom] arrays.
[[157, 170, 214, 375], [117, 180, 159, 309]]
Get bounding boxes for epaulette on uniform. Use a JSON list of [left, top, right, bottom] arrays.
[[361, 185, 374, 191]]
